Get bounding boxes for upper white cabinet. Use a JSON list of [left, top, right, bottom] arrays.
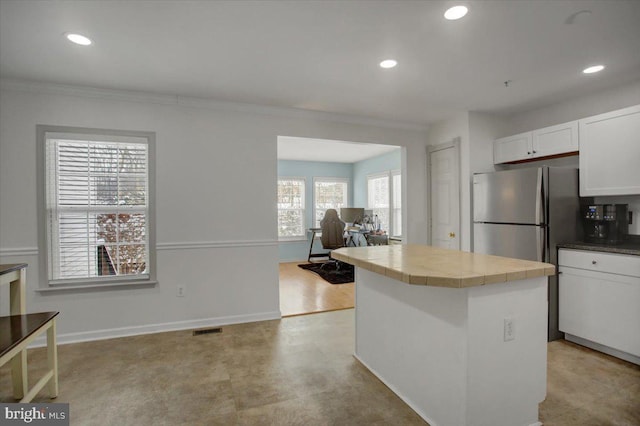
[[579, 104, 640, 196], [532, 121, 579, 158], [493, 121, 578, 164], [493, 132, 532, 164]]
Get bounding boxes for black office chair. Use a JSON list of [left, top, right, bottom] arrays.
[[319, 209, 346, 271]]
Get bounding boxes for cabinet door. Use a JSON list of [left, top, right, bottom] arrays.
[[579, 104, 640, 196], [559, 265, 640, 358], [532, 121, 578, 158], [493, 132, 532, 164]]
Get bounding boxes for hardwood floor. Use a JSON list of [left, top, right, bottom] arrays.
[[279, 261, 354, 317]]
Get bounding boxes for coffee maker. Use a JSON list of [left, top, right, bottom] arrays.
[[582, 204, 629, 244]]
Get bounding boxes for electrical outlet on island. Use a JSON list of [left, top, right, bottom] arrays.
[[177, 285, 186, 297], [504, 317, 515, 342]]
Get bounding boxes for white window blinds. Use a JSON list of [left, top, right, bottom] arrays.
[[314, 178, 348, 227], [367, 173, 390, 233], [45, 136, 150, 283], [277, 178, 306, 239]]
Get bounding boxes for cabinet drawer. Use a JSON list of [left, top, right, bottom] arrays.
[[558, 249, 640, 278]]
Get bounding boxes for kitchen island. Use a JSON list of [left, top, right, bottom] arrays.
[[332, 244, 555, 426]]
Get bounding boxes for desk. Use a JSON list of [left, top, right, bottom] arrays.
[[346, 228, 369, 246], [0, 263, 58, 402], [307, 228, 330, 262]]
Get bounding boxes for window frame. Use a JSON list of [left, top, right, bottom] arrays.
[[312, 177, 349, 228], [277, 176, 307, 242], [366, 170, 402, 238], [391, 169, 402, 238], [36, 125, 157, 289]]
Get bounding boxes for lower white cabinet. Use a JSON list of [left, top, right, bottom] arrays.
[[558, 249, 640, 363]]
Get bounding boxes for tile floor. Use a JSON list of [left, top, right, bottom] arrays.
[[1, 309, 639, 425]]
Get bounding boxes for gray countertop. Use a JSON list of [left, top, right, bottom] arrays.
[[558, 237, 640, 256]]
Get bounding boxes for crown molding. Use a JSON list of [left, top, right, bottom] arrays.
[[0, 78, 428, 132]]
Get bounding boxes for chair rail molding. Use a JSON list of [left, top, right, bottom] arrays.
[[0, 247, 39, 257], [1, 240, 278, 257], [156, 239, 278, 251]]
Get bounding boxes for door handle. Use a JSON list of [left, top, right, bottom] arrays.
[[449, 232, 456, 238]]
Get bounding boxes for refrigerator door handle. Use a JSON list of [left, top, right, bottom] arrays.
[[536, 226, 546, 262], [535, 168, 543, 225]]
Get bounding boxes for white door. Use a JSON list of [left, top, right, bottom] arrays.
[[429, 141, 460, 249]]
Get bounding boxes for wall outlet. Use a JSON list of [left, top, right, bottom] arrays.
[[177, 285, 186, 297], [504, 317, 515, 342]]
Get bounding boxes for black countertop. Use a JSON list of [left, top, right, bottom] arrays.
[[558, 236, 640, 256]]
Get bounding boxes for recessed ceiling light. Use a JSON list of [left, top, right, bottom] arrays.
[[583, 65, 605, 74], [380, 59, 398, 69], [65, 33, 92, 46], [444, 5, 468, 20]]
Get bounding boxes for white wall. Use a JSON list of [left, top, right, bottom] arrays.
[[0, 80, 428, 342], [505, 79, 640, 235], [504, 79, 640, 135]]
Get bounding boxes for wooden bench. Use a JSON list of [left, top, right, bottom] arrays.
[[0, 312, 59, 402], [1, 263, 59, 402]]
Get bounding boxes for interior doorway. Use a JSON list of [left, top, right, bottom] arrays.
[[277, 135, 404, 316], [428, 138, 461, 249]]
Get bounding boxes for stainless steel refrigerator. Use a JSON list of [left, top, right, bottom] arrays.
[[472, 166, 582, 341]]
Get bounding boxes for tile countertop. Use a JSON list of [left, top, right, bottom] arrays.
[[557, 237, 640, 256], [332, 244, 555, 288]]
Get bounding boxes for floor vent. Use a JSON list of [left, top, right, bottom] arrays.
[[193, 327, 222, 336]]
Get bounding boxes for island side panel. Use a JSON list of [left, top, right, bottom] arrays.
[[354, 267, 469, 426], [466, 277, 548, 426]]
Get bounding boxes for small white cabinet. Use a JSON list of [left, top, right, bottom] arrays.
[[493, 121, 578, 164], [558, 249, 640, 363], [493, 132, 532, 164], [532, 121, 579, 158], [579, 104, 640, 196]]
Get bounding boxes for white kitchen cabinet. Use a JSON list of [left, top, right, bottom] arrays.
[[558, 249, 640, 364], [493, 132, 532, 164], [532, 121, 578, 158], [493, 121, 578, 164], [579, 104, 640, 196]]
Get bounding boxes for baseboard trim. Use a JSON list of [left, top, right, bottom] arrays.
[[29, 310, 282, 348], [564, 334, 640, 365], [353, 353, 438, 426]]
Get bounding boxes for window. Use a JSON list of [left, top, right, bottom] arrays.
[[313, 178, 348, 227], [37, 126, 156, 287], [367, 171, 402, 237], [392, 171, 402, 237], [277, 177, 306, 240]]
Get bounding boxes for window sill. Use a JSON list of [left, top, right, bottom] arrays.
[[35, 280, 158, 293], [278, 238, 308, 243]]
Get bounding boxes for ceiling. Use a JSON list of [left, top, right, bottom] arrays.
[[1, 1, 639, 126], [278, 136, 399, 163]]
